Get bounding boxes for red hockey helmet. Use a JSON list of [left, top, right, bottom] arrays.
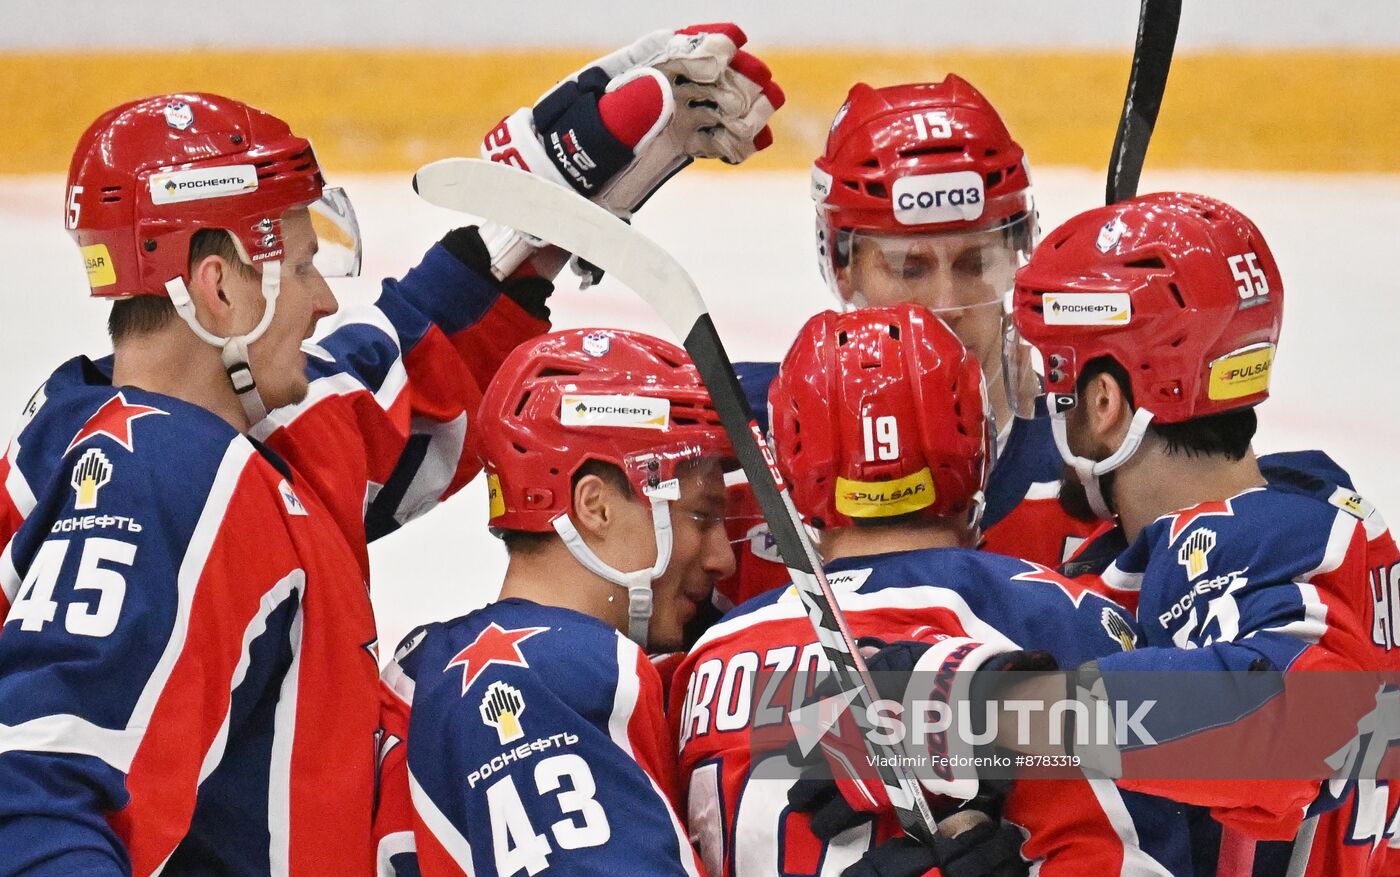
[[65, 93, 359, 298], [812, 76, 1035, 308], [769, 304, 991, 530], [478, 328, 732, 534], [1011, 192, 1283, 425]]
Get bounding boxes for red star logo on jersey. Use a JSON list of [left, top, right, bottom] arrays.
[[65, 392, 168, 455], [1164, 497, 1239, 544], [445, 623, 549, 695], [1012, 561, 1093, 606]]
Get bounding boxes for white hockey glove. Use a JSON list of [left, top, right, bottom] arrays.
[[478, 23, 784, 281]]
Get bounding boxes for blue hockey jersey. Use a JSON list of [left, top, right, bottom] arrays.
[[375, 599, 703, 877]]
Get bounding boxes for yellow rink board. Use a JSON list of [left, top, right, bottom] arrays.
[[2, 49, 1397, 175]]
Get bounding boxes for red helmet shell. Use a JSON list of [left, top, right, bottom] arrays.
[[769, 304, 990, 529], [1012, 192, 1284, 424], [65, 93, 325, 298], [478, 328, 731, 533], [813, 76, 1032, 275]]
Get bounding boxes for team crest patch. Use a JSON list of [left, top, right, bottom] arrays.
[[582, 331, 611, 358], [70, 448, 112, 511], [1177, 528, 1217, 580], [480, 680, 528, 744], [1096, 217, 1129, 253], [163, 100, 195, 131], [446, 622, 549, 694]]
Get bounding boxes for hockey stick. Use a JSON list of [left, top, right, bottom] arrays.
[[414, 157, 942, 846], [1106, 7, 1270, 877], [1106, 0, 1182, 203]]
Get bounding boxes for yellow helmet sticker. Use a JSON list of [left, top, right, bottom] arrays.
[[835, 468, 936, 518], [80, 244, 116, 288], [1207, 343, 1274, 401], [487, 472, 506, 519]]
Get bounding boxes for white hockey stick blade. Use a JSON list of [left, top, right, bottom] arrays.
[[414, 155, 941, 845], [414, 158, 707, 339]]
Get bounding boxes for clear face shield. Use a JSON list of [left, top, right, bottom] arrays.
[[307, 187, 363, 279], [831, 204, 1035, 439]]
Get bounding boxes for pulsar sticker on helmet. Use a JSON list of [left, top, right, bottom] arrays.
[[487, 472, 506, 519], [1042, 293, 1132, 326], [149, 165, 258, 205], [1206, 343, 1273, 401], [835, 467, 936, 518], [891, 171, 984, 225], [80, 244, 115, 288], [560, 395, 670, 430]]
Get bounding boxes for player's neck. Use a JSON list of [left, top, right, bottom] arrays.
[[820, 520, 968, 563], [111, 327, 251, 432], [1113, 444, 1266, 541], [499, 544, 626, 629]]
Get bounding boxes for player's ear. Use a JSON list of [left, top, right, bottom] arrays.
[[570, 473, 614, 537], [185, 255, 242, 332], [1083, 371, 1134, 446]]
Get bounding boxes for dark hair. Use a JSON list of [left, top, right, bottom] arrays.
[[499, 459, 637, 555], [1077, 356, 1256, 461], [107, 229, 255, 343]]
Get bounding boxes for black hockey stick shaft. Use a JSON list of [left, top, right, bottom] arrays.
[[682, 314, 941, 846], [1106, 0, 1182, 203]]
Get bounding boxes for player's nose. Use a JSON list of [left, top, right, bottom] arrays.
[[311, 271, 339, 321], [704, 523, 737, 580]]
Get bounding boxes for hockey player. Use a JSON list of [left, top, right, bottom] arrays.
[[719, 76, 1097, 617], [1005, 191, 1400, 875], [0, 25, 781, 875], [823, 193, 1400, 874], [673, 304, 1185, 877], [373, 328, 736, 875]]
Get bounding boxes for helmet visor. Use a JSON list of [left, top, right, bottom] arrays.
[[308, 187, 362, 278], [836, 210, 1034, 314]]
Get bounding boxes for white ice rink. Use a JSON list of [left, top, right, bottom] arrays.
[[1, 168, 1396, 655]]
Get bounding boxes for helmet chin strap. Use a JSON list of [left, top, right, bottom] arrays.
[[552, 496, 676, 649], [1050, 406, 1154, 519], [165, 259, 282, 427]]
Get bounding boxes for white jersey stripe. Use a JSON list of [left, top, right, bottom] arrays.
[[409, 765, 476, 872], [198, 570, 306, 784], [608, 635, 703, 877], [1084, 779, 1175, 876], [267, 585, 307, 877], [130, 437, 254, 730]]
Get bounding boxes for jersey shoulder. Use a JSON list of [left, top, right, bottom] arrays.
[[983, 415, 1066, 527], [1134, 484, 1358, 584], [394, 599, 644, 720]]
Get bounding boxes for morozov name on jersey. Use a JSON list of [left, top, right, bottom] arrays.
[[149, 164, 259, 205]]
